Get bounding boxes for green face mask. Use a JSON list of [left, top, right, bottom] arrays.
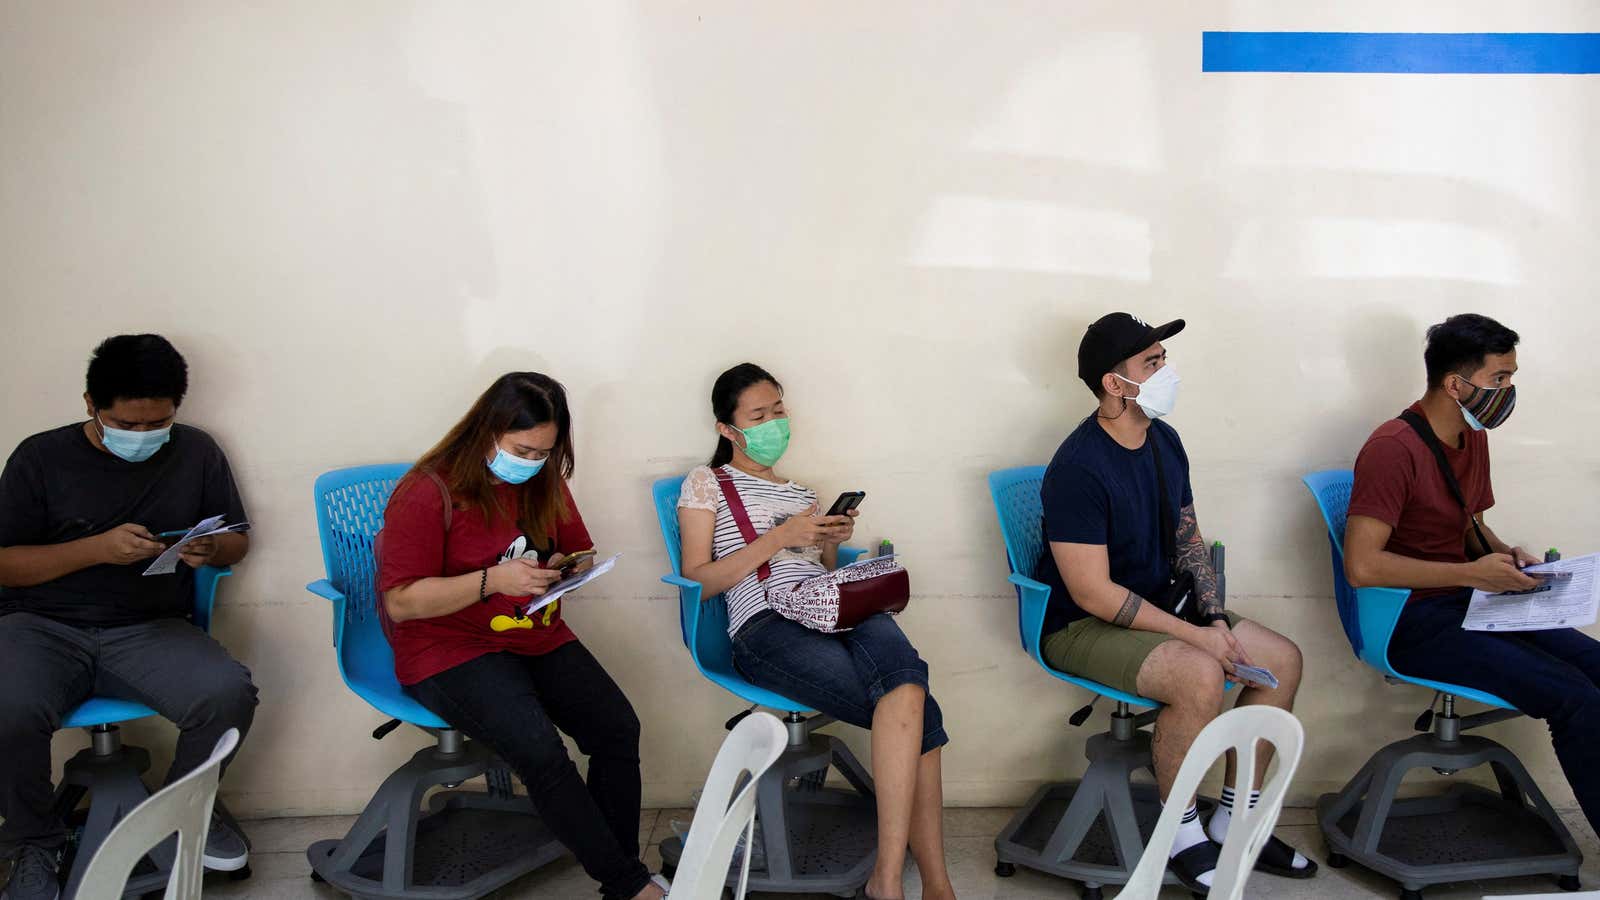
[[735, 417, 791, 467]]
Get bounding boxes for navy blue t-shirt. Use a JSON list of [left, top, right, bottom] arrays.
[[1032, 415, 1193, 633]]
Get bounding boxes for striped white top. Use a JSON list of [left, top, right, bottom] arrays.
[[678, 464, 827, 636]]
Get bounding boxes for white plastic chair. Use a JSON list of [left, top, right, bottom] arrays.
[[667, 712, 789, 900], [1120, 706, 1305, 900], [74, 728, 240, 900]]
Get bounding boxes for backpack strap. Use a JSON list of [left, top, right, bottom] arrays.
[[713, 467, 770, 582], [1397, 409, 1491, 557]]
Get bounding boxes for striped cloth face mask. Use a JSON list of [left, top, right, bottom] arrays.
[[1454, 376, 1516, 431]]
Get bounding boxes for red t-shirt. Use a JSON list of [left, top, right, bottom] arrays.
[[377, 474, 585, 685], [1348, 403, 1495, 600]]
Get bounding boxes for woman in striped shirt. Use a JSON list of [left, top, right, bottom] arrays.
[[676, 363, 952, 900]]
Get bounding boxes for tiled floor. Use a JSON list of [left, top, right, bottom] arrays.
[[6, 806, 1594, 898]]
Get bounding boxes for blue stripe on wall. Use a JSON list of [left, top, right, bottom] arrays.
[[1202, 32, 1600, 74]]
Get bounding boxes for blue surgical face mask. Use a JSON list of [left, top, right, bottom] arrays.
[[97, 416, 172, 463], [487, 447, 546, 484]]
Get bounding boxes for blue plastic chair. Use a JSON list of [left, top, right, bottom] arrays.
[[1302, 468, 1512, 708], [651, 475, 863, 713], [650, 473, 878, 895], [306, 463, 447, 729], [1302, 468, 1582, 897], [55, 565, 236, 900], [988, 466, 1160, 709], [304, 464, 565, 898]]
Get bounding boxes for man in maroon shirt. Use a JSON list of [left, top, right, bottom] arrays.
[[1345, 313, 1600, 835]]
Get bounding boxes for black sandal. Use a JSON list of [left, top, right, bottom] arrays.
[[1252, 833, 1318, 878], [1167, 840, 1221, 896]]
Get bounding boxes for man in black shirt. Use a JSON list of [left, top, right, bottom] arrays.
[[0, 335, 256, 900]]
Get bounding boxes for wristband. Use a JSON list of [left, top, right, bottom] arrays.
[[1204, 611, 1230, 627], [479, 568, 489, 602]]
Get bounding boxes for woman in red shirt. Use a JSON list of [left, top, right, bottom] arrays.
[[378, 372, 663, 900]]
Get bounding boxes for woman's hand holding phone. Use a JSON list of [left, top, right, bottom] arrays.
[[488, 558, 562, 597], [549, 550, 597, 577]]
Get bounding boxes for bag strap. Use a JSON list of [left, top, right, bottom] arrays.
[[713, 468, 770, 582], [1397, 409, 1491, 557], [419, 468, 452, 530], [1146, 428, 1179, 570]]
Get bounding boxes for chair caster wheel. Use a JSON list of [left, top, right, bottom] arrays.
[[1558, 874, 1582, 891], [228, 864, 252, 881], [310, 869, 326, 883], [1400, 890, 1423, 900], [1327, 852, 1349, 868], [1080, 886, 1102, 900], [994, 861, 1016, 877]]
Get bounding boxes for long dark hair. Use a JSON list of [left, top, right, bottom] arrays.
[[413, 372, 574, 538], [709, 363, 782, 467]]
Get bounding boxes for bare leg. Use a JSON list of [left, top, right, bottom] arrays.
[[1135, 641, 1227, 804], [865, 683, 924, 900], [908, 746, 955, 900], [629, 881, 664, 900], [1220, 621, 1305, 789]]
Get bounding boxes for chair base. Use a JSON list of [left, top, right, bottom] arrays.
[[994, 729, 1201, 895], [54, 726, 253, 900], [307, 734, 566, 900], [1317, 730, 1582, 896], [659, 730, 876, 895]]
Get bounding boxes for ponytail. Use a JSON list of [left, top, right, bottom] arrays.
[[710, 435, 736, 468]]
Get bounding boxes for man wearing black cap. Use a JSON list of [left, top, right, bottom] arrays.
[[1033, 312, 1313, 892]]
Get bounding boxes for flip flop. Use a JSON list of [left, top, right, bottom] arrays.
[[1252, 833, 1318, 879]]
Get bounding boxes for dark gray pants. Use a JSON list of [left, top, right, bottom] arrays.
[[0, 612, 258, 854]]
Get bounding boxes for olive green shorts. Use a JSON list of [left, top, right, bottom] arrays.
[[1041, 610, 1243, 696]]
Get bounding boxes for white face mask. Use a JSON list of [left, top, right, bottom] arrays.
[[1113, 363, 1181, 419]]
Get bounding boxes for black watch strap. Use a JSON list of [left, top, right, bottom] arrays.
[[1204, 611, 1230, 626]]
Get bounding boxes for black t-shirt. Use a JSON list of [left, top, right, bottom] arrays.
[[1032, 415, 1193, 633], [0, 422, 248, 627]]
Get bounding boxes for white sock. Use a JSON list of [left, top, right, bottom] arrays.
[[1168, 803, 1215, 888], [1208, 786, 1307, 869]]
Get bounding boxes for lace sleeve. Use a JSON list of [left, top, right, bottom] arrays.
[[678, 466, 720, 512]]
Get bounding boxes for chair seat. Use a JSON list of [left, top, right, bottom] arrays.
[[344, 672, 450, 730], [64, 697, 157, 729]]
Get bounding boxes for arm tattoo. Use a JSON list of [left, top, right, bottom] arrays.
[[1175, 503, 1223, 617], [1112, 590, 1144, 628]]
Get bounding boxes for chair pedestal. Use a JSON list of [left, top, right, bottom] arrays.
[[306, 730, 566, 900], [659, 727, 877, 895], [994, 725, 1198, 899], [1318, 730, 1582, 899]]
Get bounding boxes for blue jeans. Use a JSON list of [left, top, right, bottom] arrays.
[[1388, 591, 1600, 833], [732, 611, 948, 754], [411, 642, 649, 900]]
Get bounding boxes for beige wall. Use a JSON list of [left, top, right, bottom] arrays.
[[3, 1, 1598, 821]]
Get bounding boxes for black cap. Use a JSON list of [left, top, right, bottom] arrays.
[[1077, 312, 1185, 391]]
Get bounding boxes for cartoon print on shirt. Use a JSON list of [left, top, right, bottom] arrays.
[[495, 534, 560, 626]]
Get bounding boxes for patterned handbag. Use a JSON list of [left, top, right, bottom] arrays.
[[714, 469, 910, 632]]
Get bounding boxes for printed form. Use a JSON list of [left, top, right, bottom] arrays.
[[1464, 553, 1600, 632]]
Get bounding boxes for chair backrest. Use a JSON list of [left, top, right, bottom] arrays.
[[989, 466, 1047, 646], [1120, 707, 1305, 900], [668, 712, 789, 900], [311, 463, 414, 689], [653, 474, 714, 653], [1301, 469, 1366, 658], [75, 729, 240, 900]]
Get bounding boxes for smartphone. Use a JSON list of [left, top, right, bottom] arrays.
[[826, 491, 865, 517], [157, 529, 188, 547], [556, 549, 598, 573]]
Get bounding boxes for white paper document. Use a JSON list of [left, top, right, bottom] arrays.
[[517, 553, 621, 615], [1463, 553, 1600, 632], [142, 515, 251, 575]]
